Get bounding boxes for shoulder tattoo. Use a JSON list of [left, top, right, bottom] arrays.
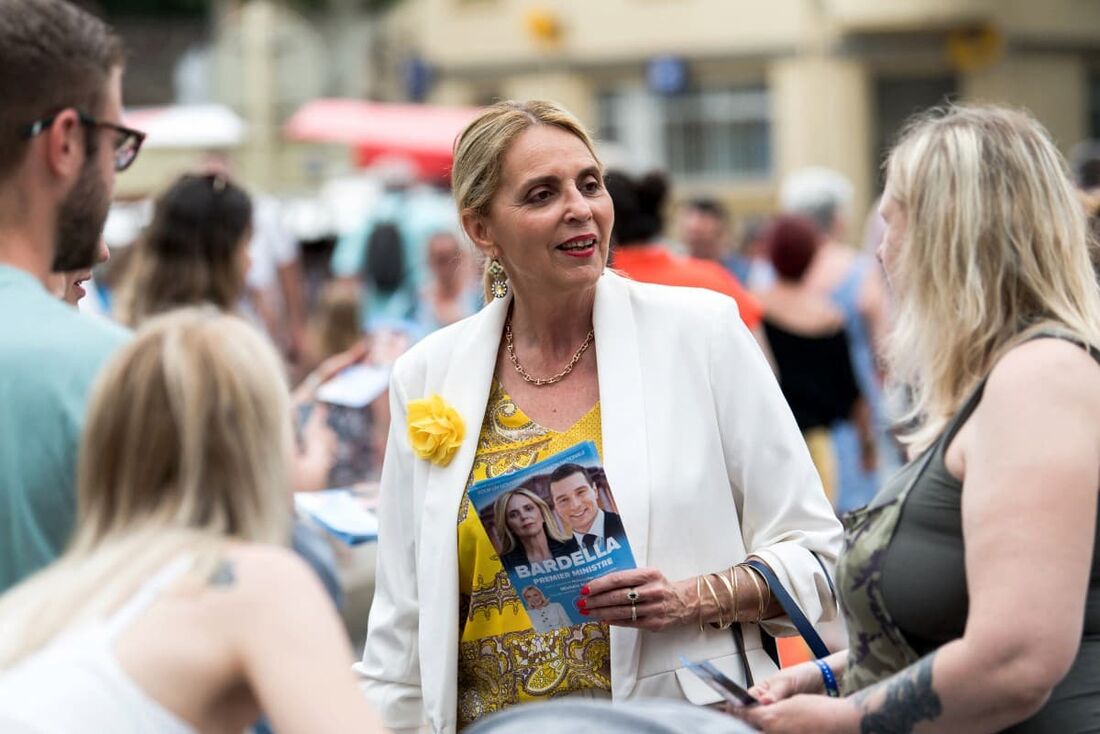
[[208, 559, 236, 587]]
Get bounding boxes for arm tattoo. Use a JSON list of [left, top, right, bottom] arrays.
[[854, 653, 944, 734], [208, 560, 236, 587]]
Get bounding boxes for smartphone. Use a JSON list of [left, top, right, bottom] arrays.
[[679, 656, 759, 707]]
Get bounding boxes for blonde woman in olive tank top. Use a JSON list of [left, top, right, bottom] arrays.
[[737, 106, 1100, 734]]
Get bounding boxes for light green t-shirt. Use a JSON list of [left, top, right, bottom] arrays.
[[329, 188, 456, 328], [0, 265, 129, 592]]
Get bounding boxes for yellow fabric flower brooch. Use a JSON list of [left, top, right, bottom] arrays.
[[407, 395, 465, 467]]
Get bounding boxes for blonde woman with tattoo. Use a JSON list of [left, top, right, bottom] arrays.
[[0, 309, 385, 733], [738, 106, 1100, 733]]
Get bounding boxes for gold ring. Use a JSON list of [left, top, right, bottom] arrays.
[[631, 605, 638, 622]]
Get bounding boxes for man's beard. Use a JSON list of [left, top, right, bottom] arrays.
[[52, 159, 110, 272]]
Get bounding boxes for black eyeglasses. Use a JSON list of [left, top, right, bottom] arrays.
[[23, 109, 146, 172]]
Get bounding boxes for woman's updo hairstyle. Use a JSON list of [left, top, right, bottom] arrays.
[[117, 173, 253, 326], [451, 100, 602, 301], [605, 170, 668, 246]]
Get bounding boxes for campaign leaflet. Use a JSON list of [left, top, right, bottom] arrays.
[[467, 440, 637, 633]]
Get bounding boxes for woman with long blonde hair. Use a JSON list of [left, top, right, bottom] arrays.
[[492, 487, 578, 568], [739, 105, 1100, 733], [0, 309, 383, 733]]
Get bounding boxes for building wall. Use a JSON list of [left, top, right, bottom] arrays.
[[387, 0, 1100, 230], [962, 55, 1087, 151], [415, 0, 807, 69], [108, 0, 1100, 213], [770, 56, 874, 226]]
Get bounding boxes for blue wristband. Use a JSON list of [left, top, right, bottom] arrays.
[[813, 658, 840, 698]]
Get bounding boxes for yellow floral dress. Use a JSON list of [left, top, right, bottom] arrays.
[[456, 381, 611, 728]]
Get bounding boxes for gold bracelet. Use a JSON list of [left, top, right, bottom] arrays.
[[713, 572, 735, 630], [700, 573, 724, 629], [752, 565, 768, 620], [703, 573, 724, 629], [696, 575, 706, 632], [743, 557, 774, 614], [728, 566, 740, 623], [739, 563, 767, 620]]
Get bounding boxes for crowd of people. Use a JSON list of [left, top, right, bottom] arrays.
[[2, 2, 1099, 733]]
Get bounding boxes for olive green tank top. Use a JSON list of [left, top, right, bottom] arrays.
[[837, 336, 1100, 733]]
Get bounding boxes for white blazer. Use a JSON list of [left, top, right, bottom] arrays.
[[356, 271, 843, 733]]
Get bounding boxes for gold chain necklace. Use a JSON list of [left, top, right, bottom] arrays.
[[504, 318, 594, 387]]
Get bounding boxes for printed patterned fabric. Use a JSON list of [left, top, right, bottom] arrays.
[[456, 381, 610, 728]]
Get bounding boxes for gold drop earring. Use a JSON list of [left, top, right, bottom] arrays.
[[488, 258, 509, 299]]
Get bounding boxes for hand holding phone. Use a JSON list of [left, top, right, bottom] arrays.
[[679, 656, 760, 708]]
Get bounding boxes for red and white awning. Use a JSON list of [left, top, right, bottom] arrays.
[[123, 104, 247, 149], [283, 98, 482, 180]]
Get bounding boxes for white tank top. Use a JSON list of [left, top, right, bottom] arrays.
[[0, 556, 199, 733]]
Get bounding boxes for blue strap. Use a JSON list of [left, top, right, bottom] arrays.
[[745, 558, 830, 660]]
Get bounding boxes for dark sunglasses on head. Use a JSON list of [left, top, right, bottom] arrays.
[[23, 109, 146, 172]]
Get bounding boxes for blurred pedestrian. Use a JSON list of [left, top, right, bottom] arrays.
[[246, 195, 309, 364], [1071, 139, 1100, 205], [1069, 140, 1100, 278], [733, 215, 777, 293], [679, 200, 779, 299], [780, 167, 893, 512], [299, 278, 365, 378], [199, 152, 308, 365], [330, 161, 455, 329], [294, 281, 389, 491], [115, 172, 253, 327], [738, 105, 1100, 733], [116, 172, 346, 603], [417, 229, 480, 333], [357, 99, 841, 733], [0, 309, 385, 733], [679, 197, 731, 262], [605, 170, 764, 332], [759, 215, 874, 503], [0, 0, 134, 592]]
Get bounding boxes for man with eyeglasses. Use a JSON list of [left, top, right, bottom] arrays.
[[0, 0, 138, 592]]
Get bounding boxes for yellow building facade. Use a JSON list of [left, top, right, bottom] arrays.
[[386, 0, 1100, 228]]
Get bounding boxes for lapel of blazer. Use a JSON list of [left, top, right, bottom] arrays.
[[415, 275, 653, 709], [594, 272, 651, 697], [416, 293, 509, 726]]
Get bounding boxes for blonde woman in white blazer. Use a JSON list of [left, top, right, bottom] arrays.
[[356, 100, 843, 734]]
